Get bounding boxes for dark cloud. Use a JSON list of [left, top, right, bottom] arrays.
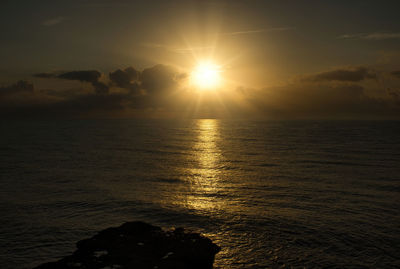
[[305, 67, 376, 82], [0, 79, 127, 118], [34, 70, 102, 83], [0, 80, 34, 97], [109, 67, 140, 94], [391, 71, 400, 78], [109, 67, 139, 88], [92, 81, 109, 94], [35, 70, 110, 94], [140, 64, 183, 94], [240, 80, 400, 119], [6, 64, 398, 119], [57, 70, 109, 94], [34, 66, 186, 97], [108, 64, 184, 98], [3, 64, 187, 118], [58, 70, 101, 83]]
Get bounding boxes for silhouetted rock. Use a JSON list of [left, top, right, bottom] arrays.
[[34, 221, 220, 269]]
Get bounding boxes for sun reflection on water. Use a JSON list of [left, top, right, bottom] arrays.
[[195, 119, 221, 170], [186, 119, 223, 211]]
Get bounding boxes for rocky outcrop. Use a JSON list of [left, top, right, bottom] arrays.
[[34, 221, 220, 269]]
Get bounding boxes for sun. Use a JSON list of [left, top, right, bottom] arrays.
[[191, 61, 221, 90]]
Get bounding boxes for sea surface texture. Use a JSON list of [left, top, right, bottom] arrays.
[[1, 120, 399, 268]]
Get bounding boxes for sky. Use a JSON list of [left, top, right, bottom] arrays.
[[1, 0, 400, 119]]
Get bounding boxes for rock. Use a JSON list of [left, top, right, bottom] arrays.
[[33, 221, 221, 269]]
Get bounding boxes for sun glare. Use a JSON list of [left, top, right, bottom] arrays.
[[191, 61, 221, 90]]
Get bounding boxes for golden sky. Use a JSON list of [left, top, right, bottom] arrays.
[[1, 0, 400, 119]]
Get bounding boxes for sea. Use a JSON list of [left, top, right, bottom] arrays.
[[0, 119, 399, 268]]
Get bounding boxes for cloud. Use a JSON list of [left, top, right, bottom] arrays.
[[58, 70, 101, 83], [4, 64, 400, 119], [42, 16, 66, 26], [240, 81, 400, 119], [0, 81, 62, 115], [303, 67, 376, 82], [109, 67, 140, 93], [140, 64, 184, 93], [0, 79, 127, 118], [222, 27, 294, 36], [35, 70, 109, 94], [231, 65, 400, 119], [0, 80, 35, 101], [108, 64, 185, 97], [339, 32, 400, 40], [58, 70, 109, 94], [15, 64, 186, 117], [91, 81, 109, 94], [34, 65, 185, 97]]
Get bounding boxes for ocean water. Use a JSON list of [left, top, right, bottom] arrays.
[[0, 119, 399, 268]]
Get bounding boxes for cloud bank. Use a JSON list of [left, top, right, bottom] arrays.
[[2, 64, 400, 119], [35, 70, 109, 94]]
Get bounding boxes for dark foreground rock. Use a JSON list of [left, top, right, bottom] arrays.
[[34, 221, 220, 269]]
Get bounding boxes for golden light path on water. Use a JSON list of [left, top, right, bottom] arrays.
[[185, 119, 240, 267], [185, 119, 223, 211]]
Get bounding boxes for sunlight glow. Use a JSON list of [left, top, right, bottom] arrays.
[[191, 61, 221, 90], [187, 119, 222, 210]]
